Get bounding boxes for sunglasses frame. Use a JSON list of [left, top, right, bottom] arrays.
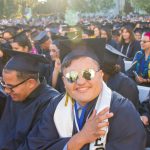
[[64, 68, 100, 83], [140, 40, 150, 43]]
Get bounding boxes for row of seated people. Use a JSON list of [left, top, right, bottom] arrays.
[[0, 22, 149, 149]]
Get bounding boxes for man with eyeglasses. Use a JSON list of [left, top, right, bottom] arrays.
[[27, 39, 146, 150], [0, 50, 59, 150]]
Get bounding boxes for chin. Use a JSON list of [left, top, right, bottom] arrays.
[[11, 98, 20, 102], [11, 96, 23, 102]]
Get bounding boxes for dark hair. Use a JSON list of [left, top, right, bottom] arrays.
[[102, 63, 121, 76], [101, 27, 112, 41], [3, 69, 39, 81], [13, 33, 32, 51], [120, 27, 135, 44]]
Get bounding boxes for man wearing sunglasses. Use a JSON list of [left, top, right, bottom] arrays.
[[0, 50, 59, 150], [27, 39, 146, 150]]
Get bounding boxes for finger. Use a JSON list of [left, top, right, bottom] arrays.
[[96, 107, 110, 116], [97, 112, 114, 123], [97, 121, 109, 129]]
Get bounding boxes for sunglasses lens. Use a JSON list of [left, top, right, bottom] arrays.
[[82, 69, 95, 80], [65, 71, 78, 83]]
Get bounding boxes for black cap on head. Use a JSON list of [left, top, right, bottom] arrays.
[[134, 28, 143, 34], [112, 28, 120, 36], [104, 44, 127, 64], [49, 23, 60, 35], [82, 28, 94, 36], [34, 31, 50, 44], [12, 30, 29, 40], [122, 22, 135, 30], [3, 26, 18, 37], [4, 50, 50, 73], [102, 44, 127, 73], [57, 38, 106, 65]]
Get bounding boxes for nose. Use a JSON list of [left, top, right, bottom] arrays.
[[76, 74, 86, 85]]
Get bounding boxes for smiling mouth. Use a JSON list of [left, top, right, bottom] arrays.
[[76, 87, 90, 92]]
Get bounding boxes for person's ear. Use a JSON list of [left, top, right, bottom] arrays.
[[27, 79, 37, 89], [98, 69, 104, 77]]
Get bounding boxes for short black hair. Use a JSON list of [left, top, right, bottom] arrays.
[[3, 69, 39, 81]]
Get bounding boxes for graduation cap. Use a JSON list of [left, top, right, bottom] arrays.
[[57, 38, 106, 65], [112, 29, 120, 36], [104, 44, 127, 64], [134, 28, 143, 34], [122, 22, 135, 30], [102, 44, 127, 74], [51, 34, 68, 41], [48, 23, 60, 35], [4, 50, 50, 73], [12, 29, 29, 40], [34, 31, 50, 44], [101, 23, 113, 30], [82, 28, 94, 37], [3, 26, 19, 37]]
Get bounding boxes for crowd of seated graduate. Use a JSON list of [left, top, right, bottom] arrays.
[[0, 15, 150, 149]]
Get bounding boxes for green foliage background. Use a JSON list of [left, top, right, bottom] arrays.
[[0, 0, 149, 18]]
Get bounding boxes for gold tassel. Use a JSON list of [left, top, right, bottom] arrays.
[[65, 92, 74, 106]]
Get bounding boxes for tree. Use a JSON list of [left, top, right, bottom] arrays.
[[132, 0, 150, 13], [33, 0, 68, 16], [68, 0, 115, 13], [124, 0, 133, 15]]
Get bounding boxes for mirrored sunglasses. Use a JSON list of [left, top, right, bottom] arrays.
[[64, 68, 99, 83]]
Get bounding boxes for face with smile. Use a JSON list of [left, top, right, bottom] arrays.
[[2, 70, 36, 102], [122, 29, 131, 41], [62, 57, 103, 106]]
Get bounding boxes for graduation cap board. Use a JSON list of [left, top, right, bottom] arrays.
[[57, 38, 127, 68], [34, 31, 50, 44], [12, 30, 29, 41], [105, 44, 127, 64], [102, 44, 127, 74], [4, 50, 50, 73], [57, 38, 106, 65]]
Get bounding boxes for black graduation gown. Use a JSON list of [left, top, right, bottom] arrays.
[[49, 61, 65, 93], [34, 43, 52, 84], [0, 87, 7, 119], [119, 40, 141, 61], [107, 72, 139, 108], [107, 39, 125, 73], [27, 92, 146, 150], [0, 82, 60, 150], [139, 91, 150, 147]]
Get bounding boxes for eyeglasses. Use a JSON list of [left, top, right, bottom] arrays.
[[140, 40, 150, 43], [0, 78, 30, 92], [64, 68, 100, 83]]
